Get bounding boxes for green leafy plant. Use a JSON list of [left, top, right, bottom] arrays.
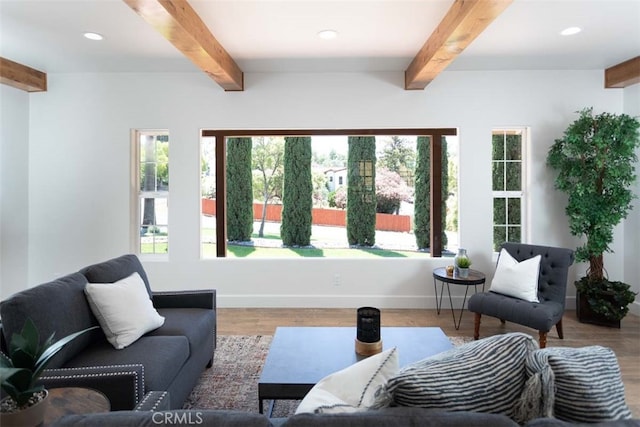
[[456, 257, 472, 269], [547, 108, 640, 321], [0, 319, 97, 408], [575, 277, 636, 320]]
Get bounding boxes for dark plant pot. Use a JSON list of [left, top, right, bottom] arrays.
[[576, 291, 621, 328]]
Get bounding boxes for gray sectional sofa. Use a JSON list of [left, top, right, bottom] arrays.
[[51, 408, 640, 427], [0, 254, 216, 410]]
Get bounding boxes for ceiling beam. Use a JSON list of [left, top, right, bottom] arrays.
[[123, 0, 243, 91], [405, 0, 513, 90], [0, 57, 47, 92], [605, 56, 640, 88]]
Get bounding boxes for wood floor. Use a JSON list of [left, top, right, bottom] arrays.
[[217, 308, 640, 417]]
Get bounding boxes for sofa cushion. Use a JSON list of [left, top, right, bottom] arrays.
[[375, 333, 537, 423], [85, 272, 165, 349], [519, 346, 632, 423], [64, 335, 189, 392], [52, 410, 276, 427], [0, 272, 100, 368], [525, 419, 640, 427], [295, 347, 399, 414], [284, 407, 519, 427], [147, 308, 215, 355], [80, 254, 153, 298]]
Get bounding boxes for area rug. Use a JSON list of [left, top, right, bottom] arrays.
[[183, 334, 472, 417]]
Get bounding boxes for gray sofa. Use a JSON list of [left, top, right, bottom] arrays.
[[0, 254, 216, 411], [51, 408, 640, 427]]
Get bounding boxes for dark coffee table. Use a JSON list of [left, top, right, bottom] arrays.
[[258, 326, 452, 414]]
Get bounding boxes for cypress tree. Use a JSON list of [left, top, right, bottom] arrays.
[[347, 136, 376, 246], [281, 136, 313, 246], [226, 137, 253, 241], [414, 136, 430, 249], [414, 136, 449, 250]]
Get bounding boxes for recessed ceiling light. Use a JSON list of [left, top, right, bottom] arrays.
[[318, 30, 338, 40], [560, 27, 581, 36], [83, 32, 104, 41]]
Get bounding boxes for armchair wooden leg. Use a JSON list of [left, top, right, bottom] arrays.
[[473, 313, 481, 340], [555, 319, 564, 340], [539, 331, 547, 349]]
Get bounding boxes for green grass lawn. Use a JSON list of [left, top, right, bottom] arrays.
[[178, 227, 430, 258], [200, 243, 426, 258]]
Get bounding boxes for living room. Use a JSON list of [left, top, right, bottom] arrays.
[[1, 0, 639, 425]]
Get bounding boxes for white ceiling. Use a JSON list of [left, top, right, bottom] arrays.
[[1, 0, 639, 75]]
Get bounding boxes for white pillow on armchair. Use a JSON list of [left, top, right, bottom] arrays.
[[489, 248, 541, 303]]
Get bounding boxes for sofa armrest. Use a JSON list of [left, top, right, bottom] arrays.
[[134, 391, 170, 412], [40, 364, 145, 410], [152, 289, 216, 310]]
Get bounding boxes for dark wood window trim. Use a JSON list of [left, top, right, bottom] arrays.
[[201, 128, 457, 258]]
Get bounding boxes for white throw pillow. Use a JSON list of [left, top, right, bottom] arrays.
[[295, 347, 399, 414], [85, 272, 165, 349], [489, 248, 541, 303]]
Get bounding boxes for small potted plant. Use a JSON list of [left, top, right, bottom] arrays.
[[0, 319, 97, 427], [455, 249, 472, 278]]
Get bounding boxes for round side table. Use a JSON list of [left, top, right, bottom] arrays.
[[44, 387, 110, 426], [433, 267, 486, 330]]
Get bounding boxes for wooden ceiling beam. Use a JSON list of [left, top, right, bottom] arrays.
[[123, 0, 243, 91], [605, 56, 640, 88], [405, 0, 513, 90], [0, 57, 47, 92]]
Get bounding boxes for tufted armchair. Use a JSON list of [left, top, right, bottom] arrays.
[[468, 243, 574, 348]]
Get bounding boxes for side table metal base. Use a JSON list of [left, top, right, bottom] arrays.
[[433, 267, 486, 330]]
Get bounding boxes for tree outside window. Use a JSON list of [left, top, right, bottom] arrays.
[[135, 131, 169, 255]]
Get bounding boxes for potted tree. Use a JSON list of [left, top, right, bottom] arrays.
[[547, 108, 639, 327], [0, 319, 97, 426]]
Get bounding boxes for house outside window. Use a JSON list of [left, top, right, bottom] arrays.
[[492, 128, 526, 251], [132, 130, 169, 255]]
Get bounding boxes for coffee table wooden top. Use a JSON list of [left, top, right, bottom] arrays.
[[44, 387, 110, 425], [258, 326, 452, 402]]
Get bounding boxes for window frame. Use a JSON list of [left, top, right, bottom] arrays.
[[201, 128, 457, 258], [491, 128, 528, 253], [131, 129, 170, 258]]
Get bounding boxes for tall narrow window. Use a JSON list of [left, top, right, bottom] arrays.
[[492, 129, 526, 251], [133, 130, 169, 255]]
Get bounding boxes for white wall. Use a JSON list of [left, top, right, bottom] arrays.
[[0, 85, 30, 298], [623, 83, 640, 315], [2, 69, 627, 308]]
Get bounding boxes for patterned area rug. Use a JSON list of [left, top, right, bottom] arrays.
[[183, 334, 472, 417], [183, 335, 299, 417]]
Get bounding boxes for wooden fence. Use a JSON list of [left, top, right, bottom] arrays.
[[201, 198, 411, 232]]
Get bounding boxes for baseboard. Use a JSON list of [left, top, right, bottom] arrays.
[[629, 300, 640, 316], [220, 294, 474, 309], [217, 294, 640, 315]]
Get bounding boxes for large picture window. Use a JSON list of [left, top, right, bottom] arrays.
[[201, 129, 458, 258], [132, 130, 169, 255], [492, 128, 526, 251]]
